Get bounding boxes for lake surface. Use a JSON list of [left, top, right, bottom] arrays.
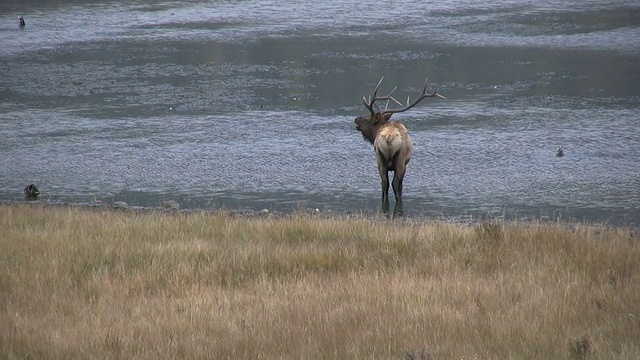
[[1, 0, 639, 224]]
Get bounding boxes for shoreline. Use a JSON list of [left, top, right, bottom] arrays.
[[2, 199, 637, 230]]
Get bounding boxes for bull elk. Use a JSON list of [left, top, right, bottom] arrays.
[[354, 76, 445, 216]]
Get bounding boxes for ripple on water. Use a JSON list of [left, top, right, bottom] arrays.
[[1, 0, 639, 223]]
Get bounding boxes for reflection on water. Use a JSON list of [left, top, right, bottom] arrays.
[[1, 0, 639, 224]]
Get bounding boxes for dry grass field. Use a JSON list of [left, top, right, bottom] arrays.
[[0, 203, 638, 359]]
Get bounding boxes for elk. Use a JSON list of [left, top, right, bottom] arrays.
[[354, 76, 445, 216]]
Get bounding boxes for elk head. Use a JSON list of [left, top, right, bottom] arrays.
[[354, 76, 445, 216]]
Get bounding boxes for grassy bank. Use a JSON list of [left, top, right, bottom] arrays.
[[0, 204, 638, 359]]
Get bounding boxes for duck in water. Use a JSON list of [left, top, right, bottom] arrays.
[[19, 16, 26, 28], [556, 145, 564, 157], [24, 184, 40, 200]]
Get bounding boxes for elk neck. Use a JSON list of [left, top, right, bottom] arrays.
[[356, 113, 394, 145], [359, 124, 380, 144]]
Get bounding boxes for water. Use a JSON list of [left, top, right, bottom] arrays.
[[1, 0, 639, 224]]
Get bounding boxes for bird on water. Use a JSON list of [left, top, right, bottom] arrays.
[[24, 184, 40, 200]]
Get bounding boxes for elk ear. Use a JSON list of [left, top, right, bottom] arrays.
[[382, 113, 393, 122]]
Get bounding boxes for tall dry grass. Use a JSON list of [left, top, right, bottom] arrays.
[[0, 203, 638, 359]]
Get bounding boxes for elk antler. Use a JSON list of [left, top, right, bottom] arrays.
[[362, 77, 402, 116], [362, 76, 446, 116]]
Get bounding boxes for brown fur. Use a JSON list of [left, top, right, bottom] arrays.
[[355, 113, 412, 216]]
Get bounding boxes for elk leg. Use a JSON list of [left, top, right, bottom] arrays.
[[391, 166, 406, 217], [378, 166, 390, 214]]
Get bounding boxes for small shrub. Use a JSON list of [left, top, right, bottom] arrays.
[[568, 336, 591, 360]]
